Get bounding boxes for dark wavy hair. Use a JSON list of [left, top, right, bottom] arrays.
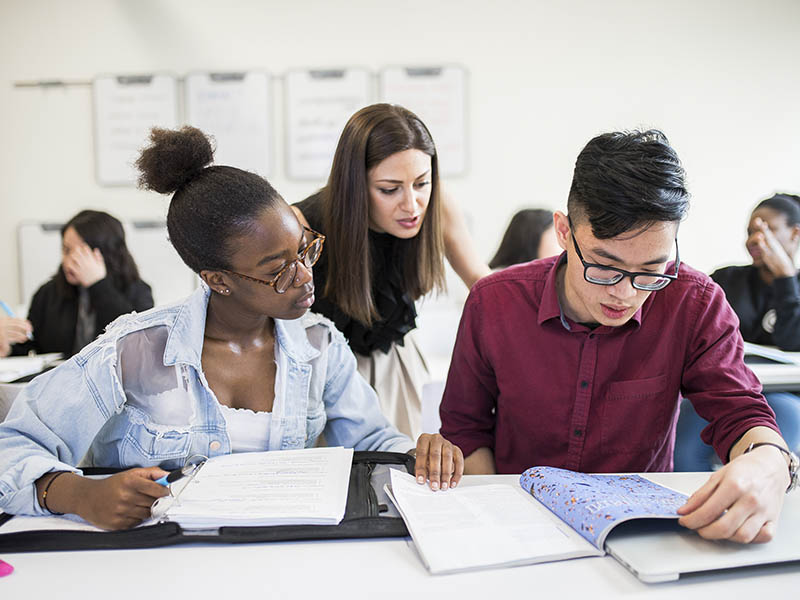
[[55, 210, 141, 297], [755, 193, 800, 225], [489, 209, 554, 269], [321, 103, 445, 326], [568, 130, 690, 239], [135, 126, 282, 273]]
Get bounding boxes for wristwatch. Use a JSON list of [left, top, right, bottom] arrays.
[[745, 442, 799, 493]]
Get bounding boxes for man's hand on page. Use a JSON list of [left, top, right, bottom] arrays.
[[413, 433, 464, 491], [676, 446, 788, 543]]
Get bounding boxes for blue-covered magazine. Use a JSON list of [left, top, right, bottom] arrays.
[[520, 467, 689, 549]]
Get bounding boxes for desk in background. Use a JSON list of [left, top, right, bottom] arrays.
[[2, 473, 798, 599]]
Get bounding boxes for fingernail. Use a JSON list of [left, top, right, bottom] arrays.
[[441, 482, 448, 490], [451, 480, 457, 488], [431, 481, 439, 490], [417, 475, 425, 484]]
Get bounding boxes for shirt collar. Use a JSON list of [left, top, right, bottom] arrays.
[[164, 284, 210, 368], [537, 253, 643, 331], [163, 283, 320, 367]]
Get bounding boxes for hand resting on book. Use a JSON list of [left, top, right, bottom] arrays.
[[412, 433, 464, 491]]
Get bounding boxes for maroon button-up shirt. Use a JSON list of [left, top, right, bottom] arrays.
[[439, 254, 779, 474]]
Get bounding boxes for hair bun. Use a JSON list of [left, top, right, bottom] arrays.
[[136, 126, 214, 194]]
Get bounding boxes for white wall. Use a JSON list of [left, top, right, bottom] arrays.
[[1, 0, 799, 307]]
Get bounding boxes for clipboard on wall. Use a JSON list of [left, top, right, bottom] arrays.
[[184, 71, 272, 177], [379, 66, 468, 176], [284, 67, 373, 180], [92, 74, 179, 186]]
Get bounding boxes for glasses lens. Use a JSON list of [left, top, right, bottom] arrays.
[[275, 263, 296, 294], [631, 275, 670, 291], [304, 238, 322, 268], [585, 266, 624, 285]]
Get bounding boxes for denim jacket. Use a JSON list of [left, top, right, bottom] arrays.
[[0, 285, 413, 516]]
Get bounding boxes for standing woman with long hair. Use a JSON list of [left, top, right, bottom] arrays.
[[293, 104, 490, 438], [7, 210, 153, 357]]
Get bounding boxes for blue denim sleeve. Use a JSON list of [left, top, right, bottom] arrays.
[[0, 344, 122, 516], [321, 336, 414, 453]]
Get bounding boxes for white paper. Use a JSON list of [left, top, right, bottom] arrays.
[[185, 72, 272, 176], [379, 66, 467, 176], [93, 74, 179, 185], [387, 470, 598, 575], [160, 447, 354, 527], [0, 353, 63, 383], [285, 68, 372, 179]]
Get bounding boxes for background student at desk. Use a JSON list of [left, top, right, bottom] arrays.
[[675, 193, 800, 469], [6, 210, 153, 358], [0, 126, 463, 531]]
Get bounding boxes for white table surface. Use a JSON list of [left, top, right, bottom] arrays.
[[2, 472, 799, 599]]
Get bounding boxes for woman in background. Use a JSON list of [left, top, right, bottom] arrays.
[[488, 208, 561, 269], [293, 104, 490, 438], [675, 193, 800, 469], [8, 210, 153, 357]]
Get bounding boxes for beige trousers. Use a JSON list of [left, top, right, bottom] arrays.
[[356, 331, 429, 440]]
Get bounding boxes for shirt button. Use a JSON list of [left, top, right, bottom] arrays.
[[574, 429, 583, 437], [580, 381, 588, 389], [209, 441, 221, 451]]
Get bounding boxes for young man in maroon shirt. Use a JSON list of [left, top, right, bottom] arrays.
[[440, 130, 797, 544]]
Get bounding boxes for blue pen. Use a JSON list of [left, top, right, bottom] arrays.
[[0, 300, 33, 340], [0, 300, 15, 317], [156, 462, 202, 487]]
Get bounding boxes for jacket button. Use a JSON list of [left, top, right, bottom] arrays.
[[209, 441, 221, 451]]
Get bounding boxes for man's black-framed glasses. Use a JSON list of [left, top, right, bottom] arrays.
[[221, 226, 325, 294], [568, 217, 680, 291]]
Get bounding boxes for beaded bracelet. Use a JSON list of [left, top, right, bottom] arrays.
[[41, 471, 69, 515]]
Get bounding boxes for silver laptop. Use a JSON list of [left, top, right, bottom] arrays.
[[604, 493, 800, 582]]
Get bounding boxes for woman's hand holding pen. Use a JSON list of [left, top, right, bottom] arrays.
[[0, 316, 32, 357], [412, 433, 464, 491], [36, 468, 170, 531]]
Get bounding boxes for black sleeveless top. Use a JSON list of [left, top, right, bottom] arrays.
[[294, 192, 417, 356]]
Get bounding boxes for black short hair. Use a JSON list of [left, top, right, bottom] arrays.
[[567, 130, 690, 239], [755, 193, 800, 226]]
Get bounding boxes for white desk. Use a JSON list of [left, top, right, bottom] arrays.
[[2, 473, 799, 599], [749, 361, 800, 393]]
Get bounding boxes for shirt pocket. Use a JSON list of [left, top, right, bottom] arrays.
[[304, 385, 326, 447], [601, 374, 669, 454], [120, 406, 192, 465]]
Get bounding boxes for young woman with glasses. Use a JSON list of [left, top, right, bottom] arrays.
[[293, 104, 490, 438], [0, 126, 463, 530]]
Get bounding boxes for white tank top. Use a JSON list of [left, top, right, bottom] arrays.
[[218, 403, 273, 453]]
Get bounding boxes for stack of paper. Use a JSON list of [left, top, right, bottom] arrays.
[[155, 447, 354, 528], [0, 353, 63, 383]]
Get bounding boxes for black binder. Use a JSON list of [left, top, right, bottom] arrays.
[[0, 451, 414, 553]]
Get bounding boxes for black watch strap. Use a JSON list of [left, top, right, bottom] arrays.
[[744, 442, 799, 493]]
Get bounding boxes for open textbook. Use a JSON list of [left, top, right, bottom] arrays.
[[387, 467, 687, 575], [742, 341, 800, 365]]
